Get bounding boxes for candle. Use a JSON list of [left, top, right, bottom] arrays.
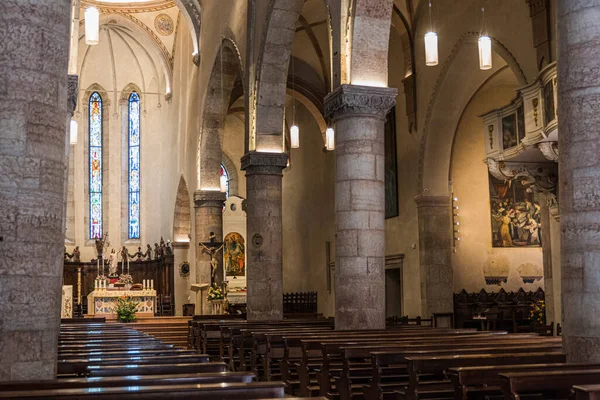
[[143, 279, 147, 289], [127, 257, 130, 275], [150, 280, 153, 290]]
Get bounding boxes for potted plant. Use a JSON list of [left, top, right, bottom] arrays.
[[116, 295, 140, 323]]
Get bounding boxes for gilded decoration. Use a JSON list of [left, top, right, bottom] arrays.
[[154, 13, 174, 36]]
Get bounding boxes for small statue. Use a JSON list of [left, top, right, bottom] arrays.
[[72, 246, 81, 262], [108, 249, 118, 276], [64, 246, 71, 261], [120, 246, 129, 263], [144, 244, 152, 260], [154, 243, 161, 260], [165, 240, 173, 255], [135, 246, 144, 261], [160, 237, 166, 256]]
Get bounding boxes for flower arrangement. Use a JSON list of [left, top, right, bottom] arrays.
[[118, 274, 133, 285], [116, 295, 140, 323], [529, 299, 546, 327], [207, 284, 225, 301]]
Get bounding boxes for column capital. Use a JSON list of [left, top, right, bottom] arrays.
[[241, 152, 288, 176], [68, 74, 79, 117], [414, 195, 451, 208], [193, 190, 226, 208], [324, 84, 398, 120]]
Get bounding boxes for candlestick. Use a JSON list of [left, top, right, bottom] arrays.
[[127, 257, 130, 275], [143, 279, 147, 290], [97, 258, 100, 277]]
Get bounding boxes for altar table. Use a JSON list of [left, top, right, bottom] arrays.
[[87, 289, 157, 318]]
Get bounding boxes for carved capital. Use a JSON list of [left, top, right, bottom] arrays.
[[193, 190, 226, 209], [241, 152, 288, 176], [324, 84, 398, 120], [68, 74, 79, 117]]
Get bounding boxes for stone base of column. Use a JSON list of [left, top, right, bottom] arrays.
[[415, 195, 454, 317], [242, 152, 288, 321], [194, 190, 226, 315]]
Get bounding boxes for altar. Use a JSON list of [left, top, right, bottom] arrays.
[[87, 289, 157, 318]]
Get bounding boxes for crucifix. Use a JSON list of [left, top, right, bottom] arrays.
[[199, 232, 224, 287]]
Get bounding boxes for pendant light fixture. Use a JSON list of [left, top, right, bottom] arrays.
[[325, 127, 335, 151], [290, 57, 299, 148], [478, 7, 492, 70], [219, 40, 227, 194], [85, 7, 100, 46], [424, 0, 438, 66]]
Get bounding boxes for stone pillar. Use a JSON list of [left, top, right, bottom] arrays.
[[324, 84, 397, 330], [0, 0, 71, 381], [538, 198, 555, 325], [241, 152, 288, 321], [558, 0, 600, 362], [414, 195, 454, 318], [193, 190, 225, 314]]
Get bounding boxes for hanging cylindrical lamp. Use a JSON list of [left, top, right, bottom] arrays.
[[478, 7, 492, 70], [325, 127, 335, 151], [424, 1, 438, 67], [290, 124, 299, 148], [220, 174, 227, 193], [69, 119, 78, 145], [85, 7, 100, 46]]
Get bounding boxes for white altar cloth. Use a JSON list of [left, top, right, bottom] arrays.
[[87, 289, 157, 318]]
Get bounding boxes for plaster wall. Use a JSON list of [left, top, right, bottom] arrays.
[[450, 70, 544, 293], [282, 104, 336, 316]]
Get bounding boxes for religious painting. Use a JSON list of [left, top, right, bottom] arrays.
[[543, 80, 555, 126], [154, 14, 174, 36], [224, 232, 245, 277], [517, 105, 525, 141], [502, 113, 518, 150], [489, 174, 542, 248], [385, 106, 399, 218]]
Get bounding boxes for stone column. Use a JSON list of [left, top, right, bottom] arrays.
[[193, 190, 225, 314], [558, 0, 600, 362], [324, 84, 397, 330], [0, 0, 71, 381], [414, 195, 453, 318], [241, 152, 288, 321]]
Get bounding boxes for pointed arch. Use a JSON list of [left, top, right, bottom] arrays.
[[173, 175, 192, 243], [197, 38, 244, 189]]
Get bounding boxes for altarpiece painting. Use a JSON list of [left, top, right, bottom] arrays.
[[224, 232, 245, 277]]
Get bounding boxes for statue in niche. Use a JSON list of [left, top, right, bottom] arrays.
[[108, 249, 118, 276]]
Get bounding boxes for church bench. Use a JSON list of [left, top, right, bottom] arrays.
[[340, 341, 562, 400], [0, 372, 255, 392], [500, 369, 600, 400], [58, 348, 198, 360], [396, 352, 567, 400], [58, 344, 175, 354], [317, 332, 511, 398], [0, 381, 287, 399], [447, 362, 600, 400], [86, 361, 227, 377], [58, 354, 210, 375], [573, 384, 600, 400]]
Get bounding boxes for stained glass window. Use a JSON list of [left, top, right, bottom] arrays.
[[128, 92, 141, 239], [221, 164, 229, 198], [89, 92, 103, 239]]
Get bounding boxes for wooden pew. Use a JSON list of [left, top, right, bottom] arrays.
[[87, 361, 227, 377], [574, 384, 600, 400], [0, 381, 287, 399], [58, 349, 198, 360], [500, 369, 600, 400], [397, 352, 567, 400], [449, 363, 600, 400], [344, 340, 561, 400], [58, 354, 210, 375]]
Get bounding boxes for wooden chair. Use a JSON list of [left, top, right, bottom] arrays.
[[160, 294, 174, 316]]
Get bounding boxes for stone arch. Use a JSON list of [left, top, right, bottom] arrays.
[[418, 33, 527, 197], [347, 0, 396, 86], [173, 175, 192, 243], [172, 0, 201, 59], [120, 82, 143, 103], [198, 39, 244, 189], [221, 152, 239, 197]]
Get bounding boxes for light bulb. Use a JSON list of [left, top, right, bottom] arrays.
[[453, 197, 458, 201], [85, 7, 100, 46], [478, 35, 492, 70], [70, 119, 78, 145], [424, 32, 439, 66], [290, 124, 299, 148], [326, 127, 335, 151]]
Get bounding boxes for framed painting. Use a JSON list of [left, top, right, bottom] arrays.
[[224, 232, 245, 277], [502, 113, 518, 150]]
